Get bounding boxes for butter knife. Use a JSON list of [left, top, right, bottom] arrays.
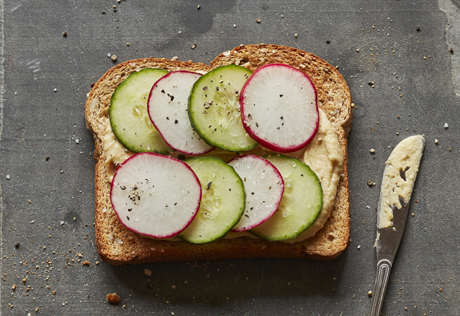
[[369, 135, 425, 316]]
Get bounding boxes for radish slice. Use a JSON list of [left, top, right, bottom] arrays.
[[110, 153, 201, 238], [228, 155, 284, 232], [148, 71, 214, 155], [240, 64, 319, 153]]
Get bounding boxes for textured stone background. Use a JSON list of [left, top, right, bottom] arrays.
[[0, 1, 459, 315]]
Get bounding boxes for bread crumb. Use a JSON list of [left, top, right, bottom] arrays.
[[368, 290, 372, 296], [256, 18, 261, 23], [82, 261, 90, 266], [106, 293, 120, 304], [144, 268, 152, 276], [111, 55, 117, 61]]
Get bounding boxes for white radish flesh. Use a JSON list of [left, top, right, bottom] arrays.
[[228, 155, 284, 232], [110, 153, 201, 238], [240, 64, 319, 153], [148, 71, 214, 155]]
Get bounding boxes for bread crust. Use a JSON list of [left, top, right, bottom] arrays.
[[85, 46, 353, 265]]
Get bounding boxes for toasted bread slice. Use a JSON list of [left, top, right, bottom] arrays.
[[85, 46, 352, 265]]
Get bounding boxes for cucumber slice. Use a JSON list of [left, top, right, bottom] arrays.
[[250, 155, 322, 241], [178, 156, 245, 244], [109, 68, 171, 153], [188, 65, 258, 152]]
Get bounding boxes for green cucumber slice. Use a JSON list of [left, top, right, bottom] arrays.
[[109, 68, 171, 153], [188, 65, 258, 152], [250, 155, 322, 241], [178, 156, 245, 244]]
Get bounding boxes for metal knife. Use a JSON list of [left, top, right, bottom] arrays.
[[369, 135, 425, 316]]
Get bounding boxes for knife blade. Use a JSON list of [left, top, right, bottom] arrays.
[[369, 135, 425, 316]]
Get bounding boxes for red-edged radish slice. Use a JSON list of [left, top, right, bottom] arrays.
[[148, 71, 214, 155], [228, 155, 284, 232], [240, 64, 319, 153], [110, 153, 201, 238]]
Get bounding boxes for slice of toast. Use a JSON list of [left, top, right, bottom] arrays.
[[85, 45, 353, 265]]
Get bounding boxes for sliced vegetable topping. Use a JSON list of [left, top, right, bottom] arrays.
[[188, 65, 258, 152], [109, 68, 171, 153], [110, 153, 201, 238], [250, 155, 322, 241], [178, 156, 245, 244], [228, 155, 284, 232], [148, 71, 214, 155], [240, 64, 319, 153]]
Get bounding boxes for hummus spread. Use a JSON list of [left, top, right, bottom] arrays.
[[378, 135, 424, 229], [101, 108, 344, 242]]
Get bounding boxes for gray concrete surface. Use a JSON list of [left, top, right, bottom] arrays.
[[0, 1, 459, 315]]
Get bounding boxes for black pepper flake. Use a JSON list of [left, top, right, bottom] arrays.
[[326, 39, 331, 44], [203, 86, 208, 91], [216, 86, 219, 91], [166, 117, 169, 120], [280, 116, 284, 120], [167, 93, 174, 101], [280, 94, 283, 97], [301, 174, 304, 176], [251, 192, 255, 195], [229, 188, 231, 191], [178, 155, 186, 160], [245, 214, 249, 218], [206, 182, 212, 190], [255, 123, 259, 127], [133, 185, 138, 190], [126, 216, 130, 220], [250, 207, 253, 210], [161, 90, 165, 94], [45, 156, 50, 161], [120, 185, 126, 190], [204, 101, 213, 109], [128, 208, 132, 212], [174, 119, 179, 124], [15, 241, 20, 249], [416, 26, 421, 32]]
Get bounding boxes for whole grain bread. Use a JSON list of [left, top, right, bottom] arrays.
[[85, 45, 353, 265]]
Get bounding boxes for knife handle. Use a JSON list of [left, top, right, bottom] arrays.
[[369, 259, 392, 316]]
